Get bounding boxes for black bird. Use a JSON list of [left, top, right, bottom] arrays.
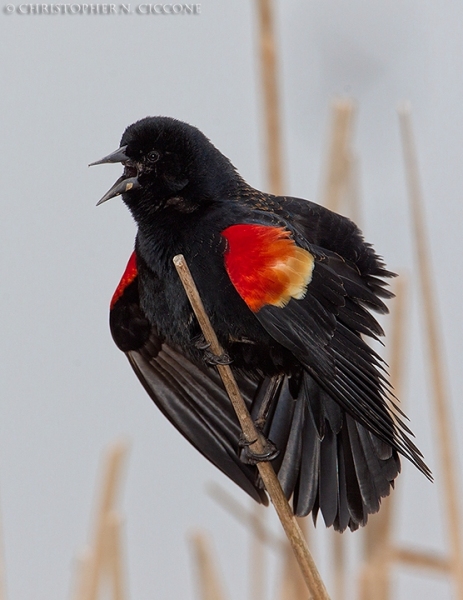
[[91, 116, 430, 531]]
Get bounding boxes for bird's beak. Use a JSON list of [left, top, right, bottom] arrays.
[[89, 145, 129, 166], [94, 174, 141, 206], [89, 145, 142, 205]]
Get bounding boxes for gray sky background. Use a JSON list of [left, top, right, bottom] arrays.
[[1, 1, 462, 598]]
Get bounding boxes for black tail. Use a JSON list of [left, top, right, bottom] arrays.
[[251, 371, 401, 532]]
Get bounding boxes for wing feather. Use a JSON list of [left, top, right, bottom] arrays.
[[127, 339, 268, 504]]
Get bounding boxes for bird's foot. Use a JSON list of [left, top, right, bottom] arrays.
[[239, 432, 280, 465], [193, 335, 211, 351], [204, 349, 233, 366], [193, 335, 233, 365]]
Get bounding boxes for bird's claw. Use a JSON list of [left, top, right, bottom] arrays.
[[203, 349, 233, 366], [194, 336, 233, 366], [239, 433, 280, 465], [193, 335, 211, 351]]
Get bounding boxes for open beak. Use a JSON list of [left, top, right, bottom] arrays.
[[89, 145, 142, 205]]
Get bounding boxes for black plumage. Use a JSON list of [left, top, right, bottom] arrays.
[[93, 116, 431, 531]]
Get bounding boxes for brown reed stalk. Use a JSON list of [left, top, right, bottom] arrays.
[[190, 531, 229, 600], [255, 0, 284, 196], [105, 511, 126, 600], [344, 152, 362, 226], [173, 254, 330, 600], [392, 548, 451, 574], [398, 104, 463, 599], [322, 99, 356, 213], [75, 441, 129, 600]]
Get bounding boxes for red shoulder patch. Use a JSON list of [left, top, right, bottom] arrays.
[[110, 252, 138, 309], [222, 224, 314, 312]]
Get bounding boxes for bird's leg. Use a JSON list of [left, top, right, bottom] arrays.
[[193, 334, 233, 366], [239, 374, 283, 465], [254, 374, 284, 430]]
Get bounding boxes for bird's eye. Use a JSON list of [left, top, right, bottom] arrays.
[[147, 150, 160, 163]]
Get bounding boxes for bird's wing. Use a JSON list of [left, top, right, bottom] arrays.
[[110, 263, 404, 531], [221, 218, 430, 479], [109, 255, 267, 504]]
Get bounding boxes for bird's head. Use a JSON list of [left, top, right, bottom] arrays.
[[90, 116, 241, 216]]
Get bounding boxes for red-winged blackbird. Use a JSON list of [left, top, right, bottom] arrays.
[[91, 116, 430, 532]]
